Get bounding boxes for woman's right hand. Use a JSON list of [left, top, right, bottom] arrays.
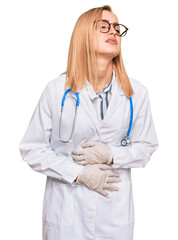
[[76, 164, 121, 198]]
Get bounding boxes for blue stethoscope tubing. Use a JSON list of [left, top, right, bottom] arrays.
[[58, 89, 133, 146], [61, 89, 80, 107], [120, 97, 133, 147], [58, 89, 80, 143], [127, 97, 133, 137]]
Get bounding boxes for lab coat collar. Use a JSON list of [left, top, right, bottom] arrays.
[[86, 70, 114, 100], [79, 69, 126, 134]]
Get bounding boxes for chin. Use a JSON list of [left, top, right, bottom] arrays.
[[99, 47, 120, 56], [100, 50, 120, 59]]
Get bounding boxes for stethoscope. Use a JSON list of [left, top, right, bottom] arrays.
[[58, 89, 80, 144], [58, 89, 133, 146]]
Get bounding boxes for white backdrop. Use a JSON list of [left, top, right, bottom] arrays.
[[0, 0, 177, 239]]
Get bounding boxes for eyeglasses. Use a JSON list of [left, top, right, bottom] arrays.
[[95, 20, 128, 37]]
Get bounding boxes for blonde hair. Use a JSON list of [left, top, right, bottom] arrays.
[[63, 5, 134, 97]]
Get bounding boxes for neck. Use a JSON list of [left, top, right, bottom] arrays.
[[92, 57, 113, 93]]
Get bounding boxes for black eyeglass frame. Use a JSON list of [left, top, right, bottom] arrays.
[[94, 20, 129, 37]]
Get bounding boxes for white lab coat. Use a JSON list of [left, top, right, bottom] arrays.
[[19, 73, 158, 240]]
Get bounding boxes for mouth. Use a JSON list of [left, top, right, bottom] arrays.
[[105, 39, 117, 45]]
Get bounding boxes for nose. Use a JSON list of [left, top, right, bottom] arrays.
[[109, 24, 117, 35]]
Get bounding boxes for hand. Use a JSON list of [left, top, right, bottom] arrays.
[[72, 141, 113, 165], [76, 164, 120, 197]]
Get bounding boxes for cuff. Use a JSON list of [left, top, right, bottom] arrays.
[[109, 146, 124, 168], [60, 158, 85, 185], [106, 146, 114, 164]]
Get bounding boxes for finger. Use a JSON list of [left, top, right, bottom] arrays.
[[107, 177, 121, 183], [103, 183, 119, 191], [72, 149, 84, 155], [98, 189, 110, 198], [81, 141, 96, 148], [108, 172, 120, 177], [72, 154, 85, 161], [97, 164, 112, 170]]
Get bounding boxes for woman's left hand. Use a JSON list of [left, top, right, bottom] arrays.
[[72, 141, 113, 165]]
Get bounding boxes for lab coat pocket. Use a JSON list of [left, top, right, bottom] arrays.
[[112, 181, 134, 225], [42, 179, 74, 228]]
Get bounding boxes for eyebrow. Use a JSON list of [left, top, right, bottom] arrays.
[[102, 19, 119, 24]]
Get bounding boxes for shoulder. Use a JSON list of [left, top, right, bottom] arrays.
[[43, 73, 67, 97], [129, 77, 148, 94], [38, 74, 66, 104], [129, 77, 149, 99], [48, 73, 66, 90]]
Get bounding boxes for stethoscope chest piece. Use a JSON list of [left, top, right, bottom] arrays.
[[121, 136, 131, 147]]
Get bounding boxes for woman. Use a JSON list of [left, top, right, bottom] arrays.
[[19, 5, 159, 240]]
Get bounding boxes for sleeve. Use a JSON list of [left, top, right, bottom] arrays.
[[110, 88, 159, 169], [19, 82, 84, 185]]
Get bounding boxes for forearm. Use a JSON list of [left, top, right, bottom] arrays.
[[110, 142, 158, 169], [20, 143, 84, 185], [19, 82, 84, 186]]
